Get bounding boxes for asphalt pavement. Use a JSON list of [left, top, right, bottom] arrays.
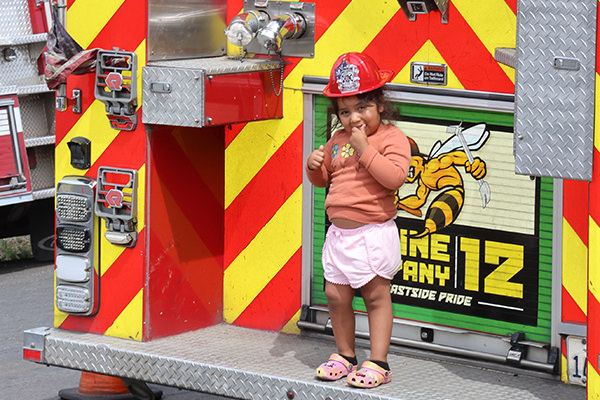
[[0, 258, 230, 400]]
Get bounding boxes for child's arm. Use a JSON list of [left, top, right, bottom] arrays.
[[306, 145, 331, 187], [359, 132, 411, 190]]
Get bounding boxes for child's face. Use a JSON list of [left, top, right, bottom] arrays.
[[336, 96, 383, 136]]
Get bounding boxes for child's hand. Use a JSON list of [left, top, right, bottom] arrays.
[[350, 126, 369, 155], [307, 145, 325, 170]]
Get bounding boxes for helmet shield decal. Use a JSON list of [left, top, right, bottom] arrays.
[[335, 60, 360, 93]]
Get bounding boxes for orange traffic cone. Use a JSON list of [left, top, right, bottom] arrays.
[[58, 371, 162, 399]]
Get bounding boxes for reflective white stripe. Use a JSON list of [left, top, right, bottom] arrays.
[[13, 106, 23, 133], [0, 108, 10, 136]]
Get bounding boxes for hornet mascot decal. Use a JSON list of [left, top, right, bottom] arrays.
[[396, 123, 491, 238]]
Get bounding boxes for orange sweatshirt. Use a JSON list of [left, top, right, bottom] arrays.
[[306, 123, 411, 224]]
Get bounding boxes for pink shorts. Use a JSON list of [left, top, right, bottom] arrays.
[[321, 219, 401, 289]]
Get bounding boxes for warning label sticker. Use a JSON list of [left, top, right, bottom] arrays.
[[410, 62, 447, 85]]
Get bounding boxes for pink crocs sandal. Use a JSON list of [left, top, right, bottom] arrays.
[[347, 360, 392, 388], [315, 354, 357, 381]]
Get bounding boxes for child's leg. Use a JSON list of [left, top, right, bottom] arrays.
[[360, 276, 393, 363], [325, 281, 357, 358]]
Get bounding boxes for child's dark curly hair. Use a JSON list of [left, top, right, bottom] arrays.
[[326, 88, 398, 138]]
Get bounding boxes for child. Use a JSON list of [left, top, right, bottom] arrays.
[[306, 52, 411, 388]]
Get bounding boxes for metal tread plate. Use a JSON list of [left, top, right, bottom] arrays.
[[0, 32, 48, 46], [514, 0, 597, 180], [38, 324, 584, 400], [24, 135, 55, 147], [147, 55, 281, 75], [32, 188, 55, 200], [17, 83, 52, 95]]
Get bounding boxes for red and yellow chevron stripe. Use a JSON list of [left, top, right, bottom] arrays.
[[561, 3, 600, 393], [55, 0, 225, 342], [223, 0, 516, 333], [587, 22, 600, 392], [54, 0, 147, 341]]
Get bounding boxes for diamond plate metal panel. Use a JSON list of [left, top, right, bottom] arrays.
[[0, 0, 33, 37], [514, 0, 596, 181], [28, 145, 54, 192], [0, 44, 45, 87], [142, 66, 206, 127], [19, 93, 55, 139], [37, 324, 585, 400]]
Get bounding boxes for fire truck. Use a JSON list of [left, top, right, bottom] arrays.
[[22, 0, 598, 399], [0, 0, 55, 261]]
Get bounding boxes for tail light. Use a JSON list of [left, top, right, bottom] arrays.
[[56, 194, 92, 222], [56, 226, 91, 253], [55, 176, 98, 316]]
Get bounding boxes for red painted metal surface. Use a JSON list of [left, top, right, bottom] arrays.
[[0, 135, 19, 183], [588, 147, 600, 390], [27, 0, 49, 34], [204, 71, 283, 126], [146, 125, 225, 339], [57, 0, 147, 336], [27, 0, 49, 74]]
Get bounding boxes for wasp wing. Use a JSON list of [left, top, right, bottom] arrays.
[[428, 123, 490, 159]]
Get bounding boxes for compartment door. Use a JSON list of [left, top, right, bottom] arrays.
[[514, 0, 597, 181], [0, 96, 31, 200]]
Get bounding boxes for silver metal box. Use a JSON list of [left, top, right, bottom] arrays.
[[142, 57, 282, 127], [148, 0, 227, 61]]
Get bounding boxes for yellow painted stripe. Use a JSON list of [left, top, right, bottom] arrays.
[[136, 40, 147, 104], [281, 308, 302, 335], [589, 358, 600, 400], [560, 353, 568, 383], [224, 0, 399, 208], [67, 0, 125, 49], [224, 186, 302, 322], [104, 289, 144, 340], [452, 0, 516, 83], [392, 40, 464, 89], [590, 58, 600, 399], [562, 220, 588, 313]]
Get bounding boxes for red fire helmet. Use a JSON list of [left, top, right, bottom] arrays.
[[323, 52, 393, 97]]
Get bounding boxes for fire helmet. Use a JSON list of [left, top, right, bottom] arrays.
[[323, 52, 393, 97]]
